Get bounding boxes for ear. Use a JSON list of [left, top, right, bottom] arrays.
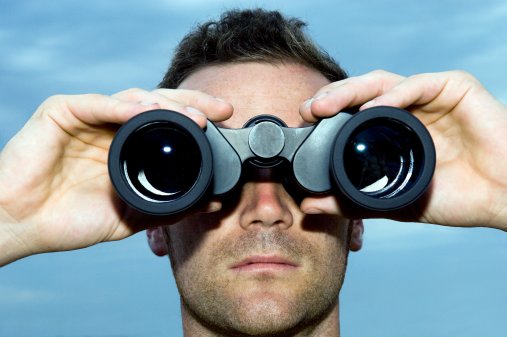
[[349, 219, 364, 252], [146, 227, 169, 256]]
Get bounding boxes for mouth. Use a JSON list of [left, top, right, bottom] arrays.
[[230, 255, 300, 273]]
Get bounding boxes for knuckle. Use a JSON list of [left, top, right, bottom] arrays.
[[445, 70, 483, 92], [123, 87, 145, 94], [448, 70, 479, 84], [151, 88, 173, 95], [37, 95, 68, 117], [42, 94, 65, 106], [82, 93, 106, 100], [449, 69, 471, 78], [370, 69, 405, 81], [37, 93, 103, 118], [115, 87, 147, 100], [152, 88, 195, 103], [369, 69, 391, 77]]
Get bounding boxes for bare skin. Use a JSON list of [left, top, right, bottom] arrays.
[[0, 89, 233, 265], [152, 63, 358, 336], [299, 70, 507, 231], [0, 63, 506, 336]]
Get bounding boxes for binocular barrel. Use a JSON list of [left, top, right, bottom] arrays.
[[108, 107, 435, 215]]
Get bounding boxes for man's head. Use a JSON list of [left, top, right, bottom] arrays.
[[158, 8, 347, 89], [147, 9, 363, 336]]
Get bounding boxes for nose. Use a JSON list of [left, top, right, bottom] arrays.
[[238, 169, 294, 230]]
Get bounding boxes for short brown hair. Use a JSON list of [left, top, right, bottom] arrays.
[[158, 8, 347, 88]]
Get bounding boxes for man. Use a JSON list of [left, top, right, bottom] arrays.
[[0, 8, 506, 337]]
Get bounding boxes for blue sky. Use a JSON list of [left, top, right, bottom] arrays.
[[1, 1, 507, 336]]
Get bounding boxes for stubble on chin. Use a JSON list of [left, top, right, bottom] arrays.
[[165, 214, 350, 336]]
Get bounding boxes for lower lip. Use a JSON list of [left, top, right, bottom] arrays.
[[232, 263, 298, 272]]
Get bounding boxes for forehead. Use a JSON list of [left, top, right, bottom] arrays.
[[178, 62, 330, 128]]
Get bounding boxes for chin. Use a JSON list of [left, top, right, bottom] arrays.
[[228, 291, 304, 331]]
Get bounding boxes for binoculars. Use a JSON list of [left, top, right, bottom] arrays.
[[108, 106, 435, 215]]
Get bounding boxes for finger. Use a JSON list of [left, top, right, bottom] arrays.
[[153, 89, 234, 122], [359, 71, 480, 113], [113, 88, 193, 113], [197, 199, 223, 213], [299, 194, 374, 220], [113, 88, 234, 123], [38, 94, 161, 128], [300, 195, 343, 215], [299, 194, 418, 223], [112, 88, 209, 127], [300, 70, 405, 122]]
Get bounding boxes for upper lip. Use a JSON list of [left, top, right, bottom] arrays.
[[230, 255, 299, 269]]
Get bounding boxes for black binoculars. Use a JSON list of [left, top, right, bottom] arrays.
[[108, 106, 435, 215]]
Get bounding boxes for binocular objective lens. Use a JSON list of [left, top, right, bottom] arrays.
[[343, 121, 419, 198], [120, 123, 202, 202]]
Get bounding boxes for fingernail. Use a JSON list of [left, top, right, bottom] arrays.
[[214, 96, 227, 103], [140, 101, 157, 106], [313, 92, 328, 100], [303, 208, 323, 214], [304, 98, 314, 110], [362, 99, 376, 109], [185, 106, 205, 116], [199, 201, 222, 213]]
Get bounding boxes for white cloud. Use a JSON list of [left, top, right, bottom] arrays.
[[4, 46, 59, 71], [2, 31, 72, 72], [0, 284, 55, 303]]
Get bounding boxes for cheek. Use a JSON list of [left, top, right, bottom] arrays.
[[167, 212, 351, 292], [301, 215, 351, 271], [165, 212, 226, 272], [301, 214, 350, 246], [306, 229, 349, 269]]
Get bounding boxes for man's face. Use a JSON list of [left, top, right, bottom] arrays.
[[150, 62, 361, 335]]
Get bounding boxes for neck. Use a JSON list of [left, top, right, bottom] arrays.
[[181, 299, 341, 337]]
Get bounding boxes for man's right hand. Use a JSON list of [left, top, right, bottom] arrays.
[[0, 88, 233, 266]]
